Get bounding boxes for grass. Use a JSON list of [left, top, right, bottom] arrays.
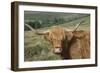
[[24, 31, 61, 61], [24, 16, 90, 61]]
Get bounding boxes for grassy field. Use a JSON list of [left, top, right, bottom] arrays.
[[24, 31, 61, 61], [24, 31, 62, 61], [24, 14, 90, 61]]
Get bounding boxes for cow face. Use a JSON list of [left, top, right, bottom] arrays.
[[44, 27, 65, 54], [40, 26, 73, 54]]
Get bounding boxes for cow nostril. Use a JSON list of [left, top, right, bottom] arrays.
[[60, 48, 62, 51]]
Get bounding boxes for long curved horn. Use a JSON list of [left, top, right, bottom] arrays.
[[25, 23, 49, 35], [35, 30, 50, 35], [25, 24, 35, 31], [73, 20, 85, 31]]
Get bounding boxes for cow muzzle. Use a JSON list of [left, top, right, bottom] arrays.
[[53, 48, 62, 54]]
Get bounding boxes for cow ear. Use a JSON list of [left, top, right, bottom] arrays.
[[66, 31, 73, 41], [44, 32, 50, 41]]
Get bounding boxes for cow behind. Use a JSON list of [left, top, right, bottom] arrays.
[[61, 30, 90, 59]]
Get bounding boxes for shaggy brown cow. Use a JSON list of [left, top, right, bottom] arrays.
[[37, 26, 90, 59], [25, 21, 90, 59]]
